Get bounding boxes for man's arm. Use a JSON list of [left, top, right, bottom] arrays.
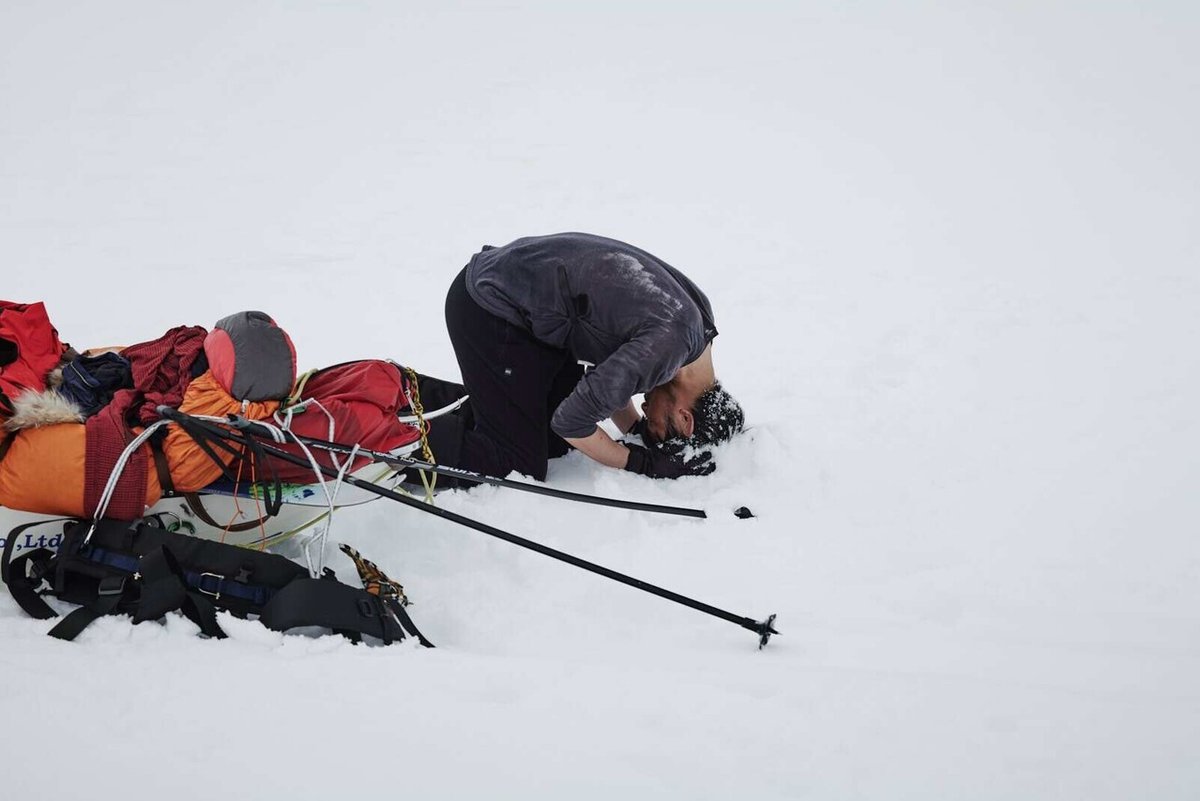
[[565, 427, 632, 469], [551, 330, 681, 442]]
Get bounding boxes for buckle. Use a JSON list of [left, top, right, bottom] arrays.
[[97, 576, 126, 596], [197, 572, 224, 600]]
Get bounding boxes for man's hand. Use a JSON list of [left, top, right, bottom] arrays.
[[623, 443, 715, 479]]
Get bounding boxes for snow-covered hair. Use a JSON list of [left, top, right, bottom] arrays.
[[688, 381, 744, 448]]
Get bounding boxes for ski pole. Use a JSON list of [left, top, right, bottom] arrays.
[[158, 408, 779, 648], [225, 418, 706, 519]]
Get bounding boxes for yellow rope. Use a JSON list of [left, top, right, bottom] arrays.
[[402, 366, 437, 502], [286, 369, 318, 408]]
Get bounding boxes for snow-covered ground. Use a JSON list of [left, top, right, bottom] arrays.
[[3, 2, 1198, 798]]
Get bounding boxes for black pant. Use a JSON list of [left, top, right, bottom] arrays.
[[434, 266, 583, 481]]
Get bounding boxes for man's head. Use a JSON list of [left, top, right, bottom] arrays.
[[641, 380, 744, 449]]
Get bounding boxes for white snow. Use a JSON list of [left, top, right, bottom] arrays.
[[2, 2, 1199, 799]]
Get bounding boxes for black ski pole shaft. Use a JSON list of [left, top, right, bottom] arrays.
[[160, 409, 777, 647], [236, 422, 706, 519]]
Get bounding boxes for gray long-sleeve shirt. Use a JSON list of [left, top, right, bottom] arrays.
[[465, 233, 717, 439]]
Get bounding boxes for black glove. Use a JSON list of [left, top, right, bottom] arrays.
[[627, 417, 650, 441], [623, 443, 715, 479]]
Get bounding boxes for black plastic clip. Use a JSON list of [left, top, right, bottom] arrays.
[[97, 576, 127, 597]]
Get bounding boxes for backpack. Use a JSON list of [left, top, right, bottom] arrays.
[[1, 517, 433, 646], [0, 301, 67, 418]]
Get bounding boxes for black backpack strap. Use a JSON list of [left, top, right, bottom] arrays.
[[258, 577, 407, 644], [385, 598, 436, 648], [48, 574, 131, 641], [133, 545, 227, 639], [2, 518, 74, 621], [180, 592, 226, 639], [4, 548, 59, 620], [134, 545, 186, 620], [335, 544, 434, 647]]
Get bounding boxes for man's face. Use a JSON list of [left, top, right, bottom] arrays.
[[640, 386, 677, 445]]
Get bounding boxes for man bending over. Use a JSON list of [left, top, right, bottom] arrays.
[[423, 232, 744, 482]]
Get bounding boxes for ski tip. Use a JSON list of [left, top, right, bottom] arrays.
[[756, 613, 779, 650]]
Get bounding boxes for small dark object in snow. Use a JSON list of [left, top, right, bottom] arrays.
[[734, 506, 755, 519]]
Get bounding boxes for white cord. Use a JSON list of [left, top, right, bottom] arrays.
[[397, 395, 469, 424], [303, 441, 358, 577], [269, 401, 358, 578], [85, 419, 173, 543]]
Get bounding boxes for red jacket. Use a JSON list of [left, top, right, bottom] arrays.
[[0, 301, 66, 416]]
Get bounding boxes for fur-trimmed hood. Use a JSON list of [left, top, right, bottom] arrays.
[[3, 389, 85, 431]]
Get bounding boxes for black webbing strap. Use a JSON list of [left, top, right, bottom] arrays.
[[165, 410, 285, 525], [148, 431, 176, 498], [2, 518, 74, 620], [163, 413, 272, 529], [150, 412, 269, 530], [180, 592, 226, 639], [134, 545, 186, 619], [48, 575, 129, 641], [3, 549, 58, 620], [386, 598, 436, 648], [134, 545, 226, 638], [168, 415, 245, 484]]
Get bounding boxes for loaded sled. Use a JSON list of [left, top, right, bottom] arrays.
[[0, 305, 450, 553], [0, 304, 451, 645]]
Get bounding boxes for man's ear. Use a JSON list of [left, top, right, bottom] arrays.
[[676, 407, 695, 438]]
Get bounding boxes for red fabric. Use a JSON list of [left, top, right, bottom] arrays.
[[203, 328, 236, 396], [84, 326, 207, 519], [0, 301, 66, 415], [270, 360, 423, 482]]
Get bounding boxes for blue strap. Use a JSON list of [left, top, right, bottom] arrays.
[[184, 570, 273, 605], [84, 546, 139, 573], [83, 547, 275, 606]]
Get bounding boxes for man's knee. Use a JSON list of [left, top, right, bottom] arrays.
[[434, 416, 549, 482]]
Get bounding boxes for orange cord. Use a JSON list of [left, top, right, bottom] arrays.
[[248, 449, 268, 550], [219, 443, 270, 550], [220, 446, 249, 544]]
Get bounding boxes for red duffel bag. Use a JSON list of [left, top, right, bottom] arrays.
[[268, 360, 423, 482]]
